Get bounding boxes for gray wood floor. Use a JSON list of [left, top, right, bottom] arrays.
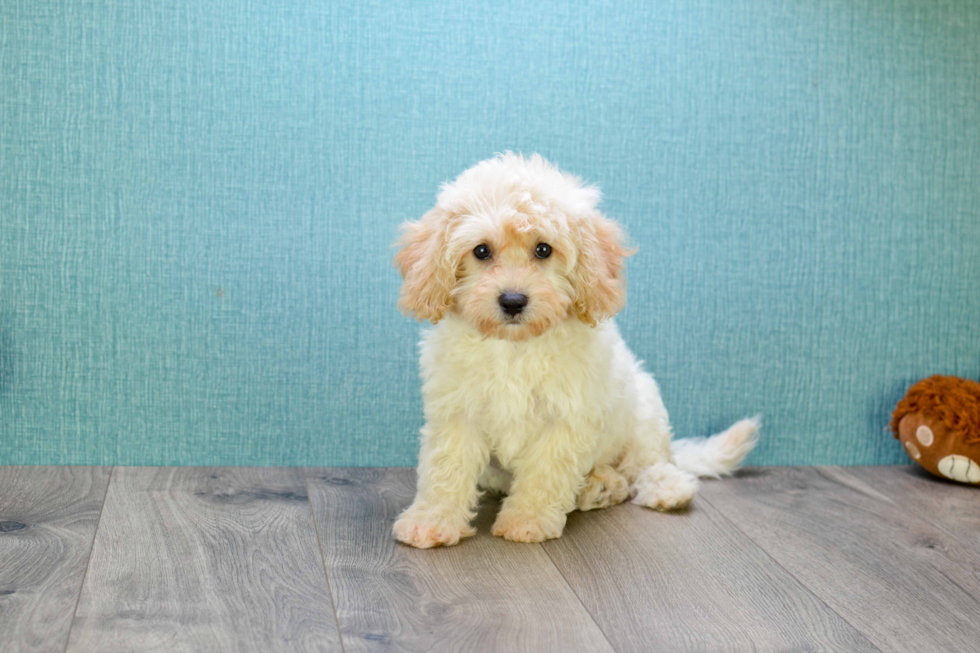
[[1, 466, 977, 652]]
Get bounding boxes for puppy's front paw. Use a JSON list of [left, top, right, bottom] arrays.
[[491, 509, 565, 543], [392, 508, 474, 549]]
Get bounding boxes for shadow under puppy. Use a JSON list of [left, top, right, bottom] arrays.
[[393, 153, 759, 548]]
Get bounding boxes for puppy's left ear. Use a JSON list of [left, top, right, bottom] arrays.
[[393, 207, 457, 323], [570, 213, 633, 326]]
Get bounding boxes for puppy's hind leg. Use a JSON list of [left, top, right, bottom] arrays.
[[616, 372, 702, 511], [630, 462, 700, 511], [576, 464, 630, 511], [613, 416, 697, 511], [624, 418, 760, 512]]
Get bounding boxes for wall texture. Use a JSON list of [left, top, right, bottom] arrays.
[[1, 0, 978, 466]]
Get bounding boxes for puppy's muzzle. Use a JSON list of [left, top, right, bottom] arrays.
[[498, 292, 528, 317]]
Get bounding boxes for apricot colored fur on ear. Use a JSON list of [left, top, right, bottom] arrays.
[[571, 214, 633, 325], [394, 208, 457, 323]]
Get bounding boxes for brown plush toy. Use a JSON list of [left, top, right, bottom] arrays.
[[890, 375, 980, 484]]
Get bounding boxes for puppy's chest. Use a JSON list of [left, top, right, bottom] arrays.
[[455, 352, 563, 417], [436, 332, 596, 432], [456, 357, 564, 460]]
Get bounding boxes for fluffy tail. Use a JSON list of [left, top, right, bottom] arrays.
[[671, 417, 760, 478]]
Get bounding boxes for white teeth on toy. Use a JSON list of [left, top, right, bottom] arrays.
[[937, 455, 980, 484], [915, 425, 934, 447]]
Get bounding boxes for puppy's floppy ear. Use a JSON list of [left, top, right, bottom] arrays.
[[570, 213, 633, 326], [393, 207, 457, 323]]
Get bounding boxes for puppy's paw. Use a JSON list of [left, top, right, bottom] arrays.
[[491, 508, 565, 543], [631, 462, 700, 511], [393, 508, 475, 549], [576, 464, 630, 511]]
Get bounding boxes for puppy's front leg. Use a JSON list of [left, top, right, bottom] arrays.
[[393, 420, 488, 549], [491, 423, 589, 543]]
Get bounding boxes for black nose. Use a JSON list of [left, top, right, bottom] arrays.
[[498, 292, 529, 317]]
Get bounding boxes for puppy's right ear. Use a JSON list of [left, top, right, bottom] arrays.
[[393, 207, 456, 323]]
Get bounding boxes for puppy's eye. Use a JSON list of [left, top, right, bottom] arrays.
[[535, 243, 553, 259], [473, 244, 492, 260]]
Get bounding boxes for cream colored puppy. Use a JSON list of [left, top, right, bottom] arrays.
[[393, 153, 758, 548]]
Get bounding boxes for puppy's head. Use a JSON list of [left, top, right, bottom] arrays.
[[394, 153, 632, 341]]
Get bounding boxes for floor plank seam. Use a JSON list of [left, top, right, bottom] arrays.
[[61, 466, 114, 653], [821, 466, 980, 570], [697, 486, 884, 653], [539, 539, 620, 652], [839, 467, 980, 557], [302, 468, 347, 653], [10, 466, 958, 652]]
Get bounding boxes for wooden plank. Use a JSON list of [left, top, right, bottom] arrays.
[[855, 465, 980, 550], [66, 467, 342, 652], [0, 466, 110, 653], [543, 488, 877, 652], [700, 466, 980, 652], [305, 467, 615, 653]]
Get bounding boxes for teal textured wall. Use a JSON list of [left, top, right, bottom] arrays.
[[1, 0, 978, 466]]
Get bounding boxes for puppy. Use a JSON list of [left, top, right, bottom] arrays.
[[392, 153, 758, 548]]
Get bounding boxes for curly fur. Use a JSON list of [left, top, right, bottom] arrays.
[[891, 375, 980, 445], [392, 153, 759, 548]]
